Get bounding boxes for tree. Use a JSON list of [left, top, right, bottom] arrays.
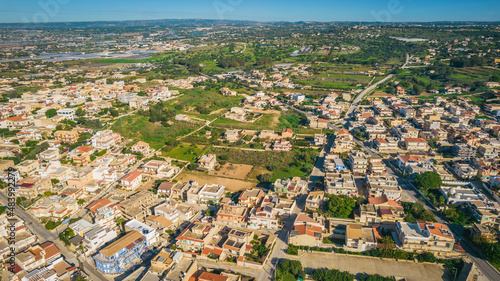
[[323, 194, 356, 218], [187, 163, 199, 171], [418, 252, 436, 263], [257, 173, 273, 183], [312, 269, 354, 281], [45, 108, 57, 118], [414, 171, 442, 190], [75, 107, 86, 117], [74, 275, 87, 281], [276, 259, 305, 281]]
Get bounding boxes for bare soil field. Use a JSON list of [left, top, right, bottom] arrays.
[[176, 170, 256, 191], [371, 91, 391, 98], [210, 163, 254, 180]]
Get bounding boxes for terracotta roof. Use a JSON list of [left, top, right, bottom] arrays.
[[86, 198, 112, 213], [146, 215, 173, 228], [121, 170, 142, 182], [368, 195, 389, 205], [77, 145, 94, 153], [100, 231, 144, 258], [198, 272, 228, 281], [426, 222, 453, 239], [295, 213, 318, 224], [337, 129, 350, 135], [399, 155, 426, 163], [404, 138, 427, 143], [40, 242, 61, 260]]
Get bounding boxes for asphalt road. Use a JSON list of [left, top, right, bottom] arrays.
[[0, 191, 109, 281]]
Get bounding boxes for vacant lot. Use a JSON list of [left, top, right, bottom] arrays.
[[176, 170, 256, 191], [210, 163, 254, 180], [162, 143, 208, 162], [111, 114, 200, 150], [291, 252, 450, 281]]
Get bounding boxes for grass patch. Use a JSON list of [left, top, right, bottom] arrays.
[[111, 114, 201, 150], [162, 143, 208, 162]]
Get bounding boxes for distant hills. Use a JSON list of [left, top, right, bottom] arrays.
[[1, 18, 499, 29]]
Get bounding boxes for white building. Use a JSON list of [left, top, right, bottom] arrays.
[[124, 219, 159, 246], [198, 184, 226, 203], [56, 108, 76, 120], [82, 227, 117, 256]]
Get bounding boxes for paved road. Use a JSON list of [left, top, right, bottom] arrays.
[[308, 133, 336, 189], [344, 74, 395, 123], [0, 191, 109, 281]]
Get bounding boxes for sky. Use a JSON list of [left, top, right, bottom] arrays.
[[0, 0, 499, 24]]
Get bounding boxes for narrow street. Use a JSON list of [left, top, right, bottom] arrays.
[[0, 191, 109, 281]]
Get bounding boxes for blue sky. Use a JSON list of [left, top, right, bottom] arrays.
[[1, 0, 499, 23]]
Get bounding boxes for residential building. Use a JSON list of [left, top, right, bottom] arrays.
[[396, 221, 455, 255], [373, 138, 398, 152], [314, 134, 327, 146], [54, 130, 79, 144], [149, 250, 174, 275], [198, 184, 226, 204], [305, 191, 325, 211], [220, 87, 237, 96], [273, 177, 307, 198], [288, 213, 324, 247], [176, 222, 217, 251], [82, 227, 118, 256], [15, 160, 39, 176], [131, 141, 150, 155], [366, 175, 402, 201], [345, 224, 377, 252], [86, 198, 121, 227], [453, 163, 478, 180], [30, 195, 78, 219], [324, 173, 358, 197], [349, 151, 368, 174], [248, 206, 280, 230], [403, 138, 430, 152], [93, 230, 147, 275], [368, 156, 386, 175], [224, 129, 240, 142], [238, 189, 264, 207], [358, 195, 405, 224], [56, 108, 75, 120], [90, 130, 122, 150], [124, 219, 159, 246], [331, 129, 354, 153], [120, 170, 142, 191], [324, 154, 346, 173], [198, 154, 217, 171], [273, 140, 292, 151], [452, 143, 478, 158], [216, 203, 248, 228]]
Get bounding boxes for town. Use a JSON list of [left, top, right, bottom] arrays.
[[0, 18, 500, 281]]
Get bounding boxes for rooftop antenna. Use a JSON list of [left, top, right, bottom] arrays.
[[359, 18, 361, 28]]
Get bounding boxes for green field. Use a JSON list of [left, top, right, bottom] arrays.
[[162, 142, 208, 162], [298, 79, 361, 90], [212, 114, 278, 130], [110, 114, 201, 150], [0, 71, 26, 78]]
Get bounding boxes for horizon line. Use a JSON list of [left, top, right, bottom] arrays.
[[1, 17, 500, 25]]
